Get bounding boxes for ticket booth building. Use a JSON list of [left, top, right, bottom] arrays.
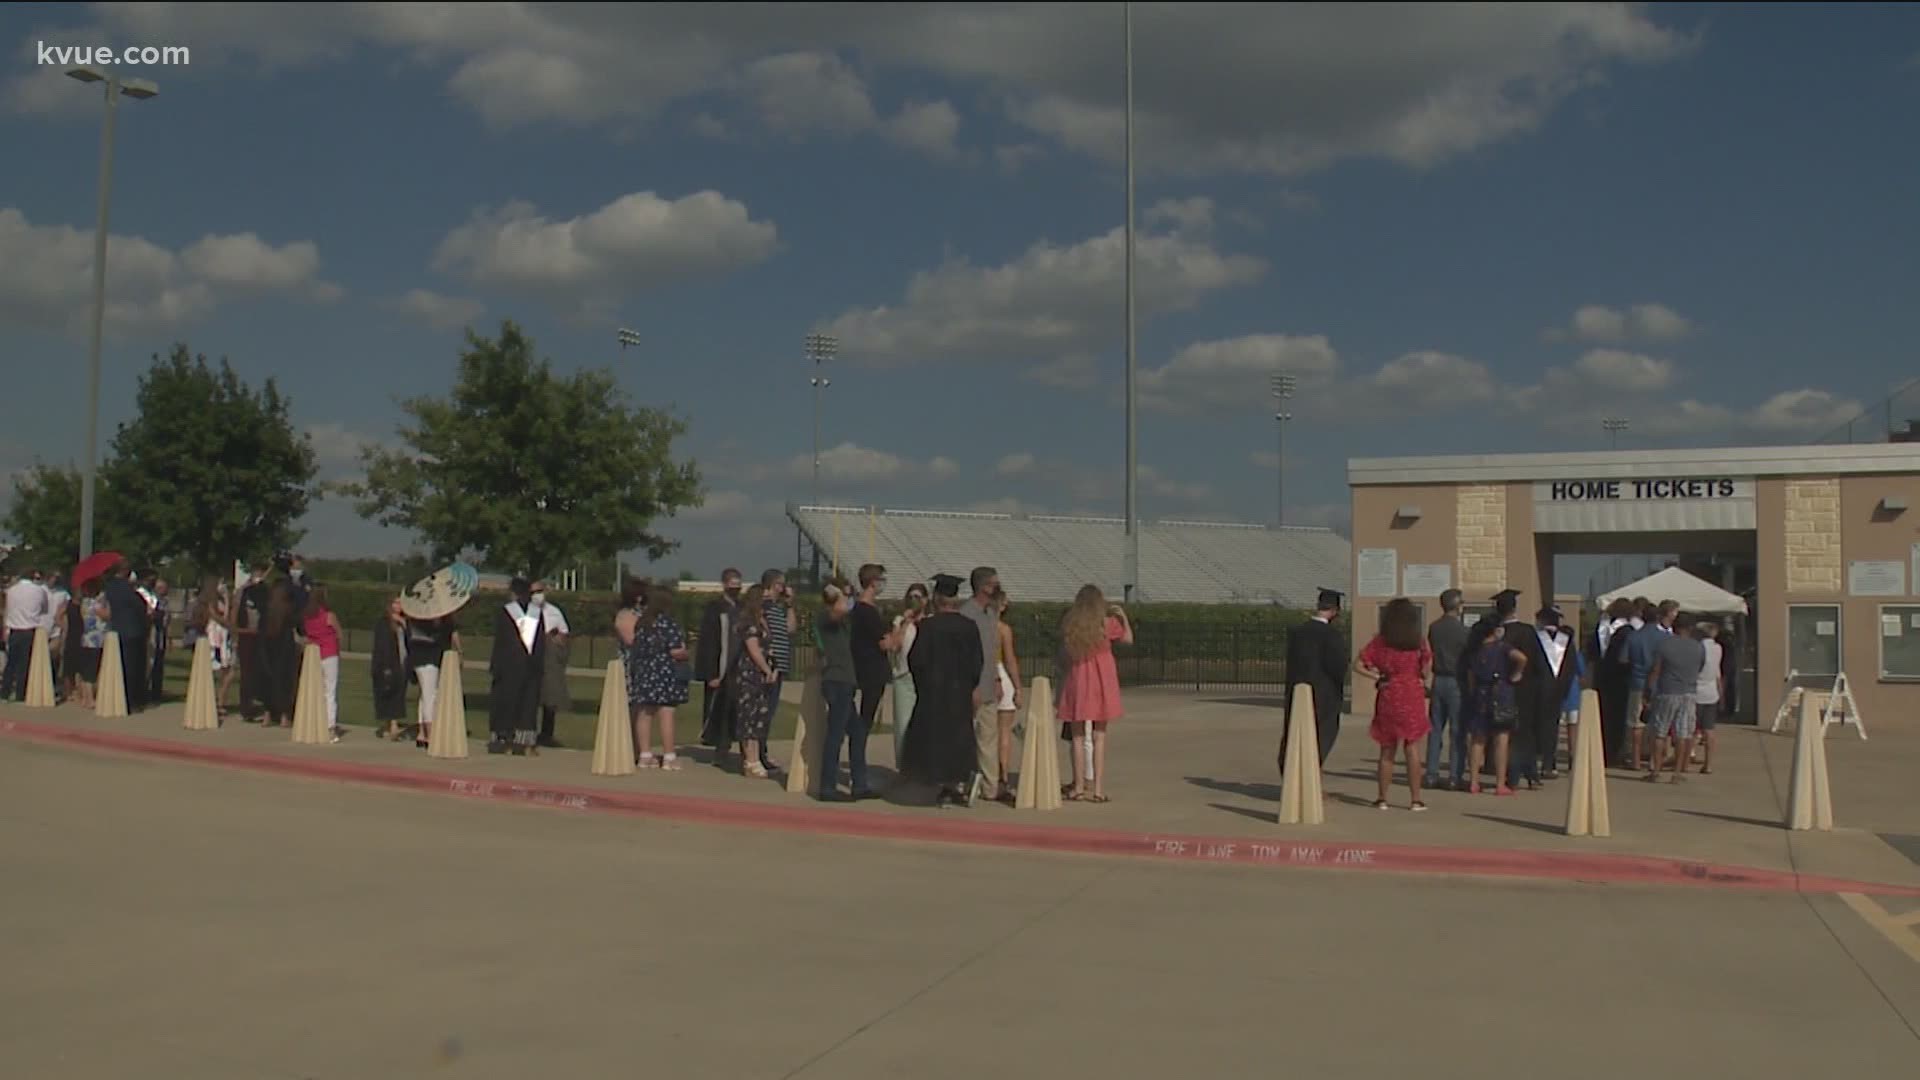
[[1345, 443, 1920, 729]]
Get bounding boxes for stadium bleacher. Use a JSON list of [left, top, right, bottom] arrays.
[[787, 504, 1351, 606]]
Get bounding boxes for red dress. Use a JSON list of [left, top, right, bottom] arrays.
[[1057, 617, 1125, 723], [1360, 635, 1431, 746]]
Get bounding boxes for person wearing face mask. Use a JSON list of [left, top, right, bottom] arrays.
[[696, 568, 745, 759], [531, 580, 572, 748]]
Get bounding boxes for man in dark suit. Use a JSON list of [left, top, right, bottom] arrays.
[[100, 560, 150, 712], [1280, 588, 1348, 772]]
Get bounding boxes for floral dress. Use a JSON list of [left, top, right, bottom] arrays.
[[1360, 635, 1432, 746], [1466, 637, 1519, 736], [625, 612, 690, 708], [729, 622, 773, 742]]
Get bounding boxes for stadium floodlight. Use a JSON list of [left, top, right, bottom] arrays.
[[616, 328, 641, 350], [1271, 374, 1297, 525], [67, 65, 158, 562], [805, 334, 838, 502], [1603, 416, 1630, 449]]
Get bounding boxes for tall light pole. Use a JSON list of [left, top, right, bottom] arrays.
[[68, 66, 157, 561], [1603, 416, 1629, 449], [1271, 373, 1296, 525], [1122, 0, 1139, 604], [804, 333, 837, 505], [616, 327, 640, 350]]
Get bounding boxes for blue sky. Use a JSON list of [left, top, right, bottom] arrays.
[[2, 3, 1916, 579]]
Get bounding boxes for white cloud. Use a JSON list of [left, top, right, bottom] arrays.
[[6, 6, 1687, 178], [885, 100, 963, 159], [1549, 302, 1693, 343], [1141, 334, 1339, 415], [1740, 389, 1860, 435], [303, 422, 393, 483], [389, 289, 484, 332], [741, 51, 879, 136], [1564, 348, 1675, 392], [1021, 354, 1102, 391], [681, 489, 758, 522], [0, 207, 340, 337], [1141, 196, 1216, 237], [994, 143, 1046, 176], [818, 212, 1265, 367], [996, 453, 1036, 477], [432, 191, 777, 316], [776, 442, 960, 488]]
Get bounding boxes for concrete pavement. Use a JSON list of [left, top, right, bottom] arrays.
[[4, 742, 1919, 1079]]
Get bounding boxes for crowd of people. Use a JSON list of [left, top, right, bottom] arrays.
[[1325, 586, 1734, 810], [10, 552, 1742, 818], [3, 561, 171, 711]]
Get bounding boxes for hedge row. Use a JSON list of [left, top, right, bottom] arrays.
[[319, 581, 1314, 640]]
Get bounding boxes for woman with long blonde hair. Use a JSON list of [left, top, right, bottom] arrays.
[[1055, 584, 1132, 802]]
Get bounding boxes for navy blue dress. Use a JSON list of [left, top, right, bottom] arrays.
[[627, 614, 690, 707]]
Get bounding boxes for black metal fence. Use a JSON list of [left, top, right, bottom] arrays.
[[333, 617, 1317, 694]]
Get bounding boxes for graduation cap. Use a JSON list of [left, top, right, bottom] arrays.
[[1491, 588, 1521, 603], [931, 573, 964, 598], [1315, 587, 1345, 609]]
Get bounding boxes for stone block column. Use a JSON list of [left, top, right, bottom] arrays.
[[1784, 478, 1841, 594], [1455, 484, 1508, 593]]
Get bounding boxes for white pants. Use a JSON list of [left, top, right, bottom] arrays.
[[416, 664, 438, 728], [322, 655, 340, 729]]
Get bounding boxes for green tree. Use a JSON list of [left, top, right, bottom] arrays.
[[101, 345, 320, 570], [3, 463, 132, 567], [347, 321, 703, 580]]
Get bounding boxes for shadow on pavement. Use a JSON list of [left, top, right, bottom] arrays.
[[1671, 808, 1784, 831], [1464, 813, 1566, 836]]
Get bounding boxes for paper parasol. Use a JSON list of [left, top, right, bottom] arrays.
[[401, 562, 479, 621]]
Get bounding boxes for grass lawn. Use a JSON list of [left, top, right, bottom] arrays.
[[156, 651, 811, 749]]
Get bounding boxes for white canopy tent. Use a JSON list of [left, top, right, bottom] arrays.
[[1597, 566, 1749, 615]]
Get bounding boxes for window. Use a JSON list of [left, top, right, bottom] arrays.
[[1878, 605, 1920, 681], [1460, 603, 1493, 628], [1786, 604, 1842, 679]]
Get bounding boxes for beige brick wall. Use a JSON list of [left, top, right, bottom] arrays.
[[1784, 477, 1841, 594], [1455, 484, 1507, 591]]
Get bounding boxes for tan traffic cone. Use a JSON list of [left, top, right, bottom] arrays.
[[95, 632, 128, 718], [1015, 677, 1063, 810], [784, 675, 825, 795], [1786, 691, 1833, 830], [591, 660, 635, 776], [428, 653, 468, 759], [290, 643, 329, 744], [1564, 689, 1611, 837], [1277, 690, 1325, 825], [181, 637, 218, 731], [24, 626, 56, 707]]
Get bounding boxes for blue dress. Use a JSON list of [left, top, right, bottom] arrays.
[[626, 613, 690, 707], [1466, 639, 1518, 736]]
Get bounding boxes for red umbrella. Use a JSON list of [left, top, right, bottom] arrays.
[[72, 551, 123, 589]]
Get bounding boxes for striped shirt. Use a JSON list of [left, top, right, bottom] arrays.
[[765, 602, 792, 674]]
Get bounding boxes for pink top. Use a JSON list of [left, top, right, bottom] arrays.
[[303, 609, 340, 659], [1057, 616, 1125, 724]]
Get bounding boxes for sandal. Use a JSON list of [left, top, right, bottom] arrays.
[[1410, 801, 1428, 813], [743, 762, 769, 779], [1084, 793, 1110, 804], [1064, 790, 1088, 801], [660, 756, 683, 772], [1373, 799, 1390, 810], [638, 754, 659, 769]]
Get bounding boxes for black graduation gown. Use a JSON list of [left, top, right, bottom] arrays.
[[1598, 625, 1635, 765], [696, 597, 738, 748], [899, 610, 984, 787], [1280, 617, 1346, 769], [371, 618, 409, 722], [1505, 621, 1554, 774], [489, 604, 545, 740]]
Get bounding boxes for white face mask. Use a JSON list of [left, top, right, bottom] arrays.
[[530, 593, 546, 608]]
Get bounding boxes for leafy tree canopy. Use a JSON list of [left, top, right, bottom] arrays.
[[101, 345, 318, 571], [3, 463, 132, 570], [346, 321, 703, 581]]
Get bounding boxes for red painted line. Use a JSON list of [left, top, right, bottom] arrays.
[[7, 716, 1919, 898]]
